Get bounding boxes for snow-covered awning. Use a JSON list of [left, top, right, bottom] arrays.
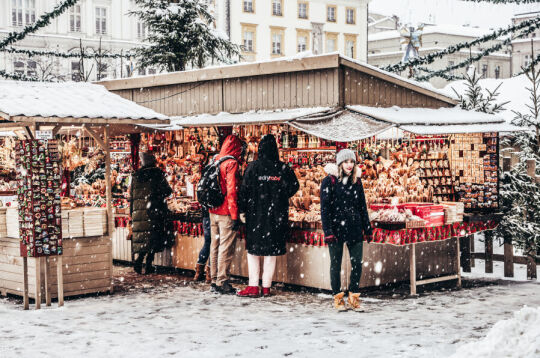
[[0, 81, 169, 125], [347, 105, 505, 125], [167, 107, 332, 128], [400, 123, 527, 135], [288, 109, 394, 142]]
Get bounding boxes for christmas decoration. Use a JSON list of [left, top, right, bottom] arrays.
[[129, 0, 240, 72], [400, 24, 424, 62], [0, 46, 130, 59], [383, 16, 540, 73]]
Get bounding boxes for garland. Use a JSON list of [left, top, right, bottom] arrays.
[[462, 0, 540, 3], [415, 22, 540, 81], [515, 53, 540, 77], [0, 0, 79, 50], [383, 15, 540, 73], [417, 67, 465, 81], [0, 69, 39, 81], [1, 46, 131, 59]]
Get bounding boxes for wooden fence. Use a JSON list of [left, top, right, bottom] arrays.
[[460, 152, 539, 280]]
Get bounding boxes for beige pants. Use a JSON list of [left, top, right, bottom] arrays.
[[209, 213, 238, 286]]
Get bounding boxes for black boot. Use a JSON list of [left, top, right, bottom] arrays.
[[145, 252, 155, 274], [134, 253, 144, 274]]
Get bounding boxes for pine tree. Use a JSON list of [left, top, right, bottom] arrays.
[[452, 66, 509, 113], [496, 59, 540, 274], [130, 0, 240, 72]]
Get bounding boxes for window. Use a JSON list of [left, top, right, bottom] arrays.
[[270, 27, 285, 56], [26, 60, 37, 77], [243, 0, 254, 13], [71, 62, 81, 82], [148, 68, 157, 75], [325, 32, 337, 53], [13, 60, 36, 77], [69, 5, 81, 32], [448, 60, 455, 75], [297, 30, 310, 53], [137, 22, 146, 40], [13, 61, 24, 75], [346, 8, 356, 24], [525, 54, 532, 68], [327, 5, 336, 22], [272, 0, 283, 16], [495, 65, 500, 79], [481, 64, 488, 78], [95, 7, 107, 35], [11, 0, 35, 27], [345, 34, 357, 58], [298, 1, 308, 19], [241, 24, 257, 53]]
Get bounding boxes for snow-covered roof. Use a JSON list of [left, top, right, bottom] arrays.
[[167, 107, 332, 128], [347, 105, 504, 125], [368, 24, 495, 42], [0, 81, 168, 124], [400, 123, 526, 135]]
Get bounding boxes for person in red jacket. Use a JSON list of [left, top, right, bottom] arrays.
[[209, 134, 245, 294]]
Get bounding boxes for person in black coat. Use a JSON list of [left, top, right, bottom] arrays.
[[130, 152, 173, 274], [320, 149, 372, 311], [237, 134, 299, 297]]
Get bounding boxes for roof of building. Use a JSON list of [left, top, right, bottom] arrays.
[[368, 24, 495, 42], [0, 81, 168, 125]]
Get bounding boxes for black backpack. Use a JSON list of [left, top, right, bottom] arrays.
[[196, 155, 236, 209]]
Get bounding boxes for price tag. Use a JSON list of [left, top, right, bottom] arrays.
[[35, 130, 53, 140]]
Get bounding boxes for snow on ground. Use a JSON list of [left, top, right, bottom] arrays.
[[450, 305, 540, 358], [0, 266, 539, 358]]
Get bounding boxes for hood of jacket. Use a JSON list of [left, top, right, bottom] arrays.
[[219, 135, 244, 161], [133, 166, 162, 182], [258, 134, 279, 162]]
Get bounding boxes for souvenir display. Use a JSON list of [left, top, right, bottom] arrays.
[[15, 140, 62, 257]]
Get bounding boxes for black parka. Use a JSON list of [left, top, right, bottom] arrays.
[[130, 165, 173, 254], [320, 164, 372, 243], [239, 135, 299, 256]]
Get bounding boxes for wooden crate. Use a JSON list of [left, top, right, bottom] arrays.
[[0, 235, 113, 299]]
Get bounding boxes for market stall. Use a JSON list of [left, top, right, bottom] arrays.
[[98, 53, 523, 293], [0, 80, 168, 309]]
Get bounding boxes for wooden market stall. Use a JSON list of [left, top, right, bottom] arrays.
[[98, 53, 523, 293], [0, 80, 168, 309]]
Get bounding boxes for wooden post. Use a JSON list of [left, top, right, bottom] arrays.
[[23, 257, 29, 310], [456, 237, 462, 288], [504, 238, 514, 278], [470, 234, 475, 268], [35, 257, 41, 310], [57, 256, 64, 307], [460, 236, 472, 272], [484, 231, 494, 274], [44, 257, 51, 306], [104, 126, 114, 293], [525, 159, 537, 280], [409, 244, 417, 296], [502, 157, 511, 172]]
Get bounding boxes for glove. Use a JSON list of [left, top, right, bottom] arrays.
[[324, 235, 338, 244], [232, 219, 240, 232]]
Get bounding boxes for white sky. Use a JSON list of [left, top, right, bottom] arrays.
[[369, 0, 540, 29]]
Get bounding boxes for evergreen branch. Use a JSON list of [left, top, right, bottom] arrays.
[[383, 15, 540, 73], [0, 0, 79, 50], [0, 69, 40, 81], [0, 46, 131, 59], [462, 0, 539, 3]]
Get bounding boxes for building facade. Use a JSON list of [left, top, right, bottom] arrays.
[[218, 0, 369, 63], [511, 11, 540, 75], [367, 24, 511, 88], [0, 0, 145, 81]]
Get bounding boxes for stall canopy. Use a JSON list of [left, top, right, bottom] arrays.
[[0, 80, 169, 126]]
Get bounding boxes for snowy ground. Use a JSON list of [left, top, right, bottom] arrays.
[[0, 262, 539, 358]]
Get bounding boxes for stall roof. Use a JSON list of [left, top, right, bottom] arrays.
[[0, 80, 169, 125], [288, 109, 394, 142], [167, 107, 332, 128], [347, 105, 505, 125]]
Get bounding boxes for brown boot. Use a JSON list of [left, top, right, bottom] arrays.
[[205, 265, 211, 284], [348, 292, 365, 312], [333, 292, 347, 311], [193, 263, 205, 281]]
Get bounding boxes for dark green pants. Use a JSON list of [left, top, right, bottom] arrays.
[[328, 241, 364, 295]]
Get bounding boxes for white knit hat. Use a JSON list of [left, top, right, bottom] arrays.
[[336, 149, 356, 167]]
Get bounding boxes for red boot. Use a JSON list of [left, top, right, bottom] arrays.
[[237, 286, 260, 298], [262, 287, 271, 297]]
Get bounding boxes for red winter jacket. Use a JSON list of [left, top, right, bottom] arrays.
[[209, 135, 243, 220]]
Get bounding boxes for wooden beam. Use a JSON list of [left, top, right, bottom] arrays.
[[52, 125, 62, 136], [416, 274, 460, 286], [83, 126, 106, 150], [456, 237, 462, 288], [484, 231, 494, 273], [504, 240, 514, 277], [11, 116, 169, 126], [409, 243, 417, 296], [98, 53, 340, 91], [44, 257, 51, 307], [460, 236, 472, 272], [339, 57, 457, 106], [0, 111, 10, 120], [23, 257, 29, 310], [104, 126, 114, 294], [56, 256, 64, 307], [24, 126, 34, 140], [35, 257, 41, 310]]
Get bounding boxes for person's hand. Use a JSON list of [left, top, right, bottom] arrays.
[[239, 213, 246, 224], [324, 235, 338, 244], [232, 219, 240, 232]]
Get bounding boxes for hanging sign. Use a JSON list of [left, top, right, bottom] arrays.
[[35, 130, 53, 140]]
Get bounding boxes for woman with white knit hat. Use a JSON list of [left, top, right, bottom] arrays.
[[320, 148, 372, 311]]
